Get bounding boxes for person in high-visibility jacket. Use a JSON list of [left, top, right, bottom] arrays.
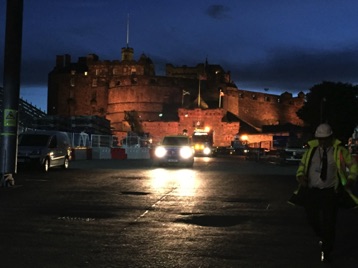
[[289, 123, 358, 262]]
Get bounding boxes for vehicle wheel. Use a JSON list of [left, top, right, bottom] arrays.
[[42, 158, 50, 172], [62, 157, 69, 169]]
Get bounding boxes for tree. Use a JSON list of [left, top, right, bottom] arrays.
[[296, 81, 358, 142]]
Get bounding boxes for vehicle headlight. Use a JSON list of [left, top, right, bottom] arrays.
[[154, 146, 167, 158], [180, 146, 193, 159], [203, 147, 211, 155], [194, 144, 204, 150]]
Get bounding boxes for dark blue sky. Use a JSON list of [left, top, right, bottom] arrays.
[[1, 0, 358, 111]]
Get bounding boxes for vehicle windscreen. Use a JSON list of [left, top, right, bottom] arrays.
[[19, 134, 50, 146], [192, 135, 210, 143], [162, 137, 189, 146]]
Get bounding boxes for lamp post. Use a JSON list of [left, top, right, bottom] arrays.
[[0, 0, 24, 187]]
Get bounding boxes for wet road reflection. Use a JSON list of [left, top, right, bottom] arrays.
[[150, 168, 198, 197]]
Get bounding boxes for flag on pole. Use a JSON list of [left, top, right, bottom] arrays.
[[182, 90, 190, 95]]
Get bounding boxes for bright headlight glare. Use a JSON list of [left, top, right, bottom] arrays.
[[203, 147, 211, 155], [154, 146, 167, 158], [180, 146, 193, 159]]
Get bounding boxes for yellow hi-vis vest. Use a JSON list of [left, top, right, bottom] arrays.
[[296, 139, 357, 188], [289, 138, 358, 208]]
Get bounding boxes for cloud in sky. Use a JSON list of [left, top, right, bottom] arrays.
[[2, 0, 358, 110], [205, 4, 231, 19], [232, 47, 358, 91]]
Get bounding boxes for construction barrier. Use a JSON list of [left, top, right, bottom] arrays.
[[71, 148, 92, 160], [111, 148, 127, 160], [125, 147, 150, 159], [92, 147, 111, 159], [71, 147, 152, 160]]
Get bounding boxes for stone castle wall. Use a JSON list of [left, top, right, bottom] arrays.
[[49, 53, 305, 146], [223, 88, 304, 130]]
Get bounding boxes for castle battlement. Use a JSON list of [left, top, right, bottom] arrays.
[[48, 48, 305, 146]]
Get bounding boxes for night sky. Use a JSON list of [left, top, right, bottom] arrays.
[[1, 0, 358, 111]]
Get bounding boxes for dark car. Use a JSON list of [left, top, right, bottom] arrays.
[[152, 135, 194, 167], [17, 131, 72, 172]]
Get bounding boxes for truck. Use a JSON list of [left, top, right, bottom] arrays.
[[192, 128, 214, 156]]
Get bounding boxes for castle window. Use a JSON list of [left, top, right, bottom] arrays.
[[239, 93, 244, 98], [131, 67, 136, 74], [113, 68, 117, 75], [264, 96, 270, 102], [70, 78, 75, 87], [71, 70, 76, 75], [252, 94, 257, 100], [90, 91, 97, 107], [131, 77, 137, 84], [92, 79, 98, 87], [277, 98, 281, 103], [95, 69, 99, 76]]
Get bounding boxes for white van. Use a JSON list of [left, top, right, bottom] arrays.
[[17, 131, 72, 172]]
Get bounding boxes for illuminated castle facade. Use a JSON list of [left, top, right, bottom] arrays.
[[47, 46, 305, 145]]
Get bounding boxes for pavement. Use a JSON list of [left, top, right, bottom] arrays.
[[1, 158, 358, 267]]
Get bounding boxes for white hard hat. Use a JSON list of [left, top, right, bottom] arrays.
[[315, 123, 333, 138]]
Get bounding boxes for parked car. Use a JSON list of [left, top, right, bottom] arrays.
[[212, 146, 235, 156], [17, 131, 72, 172], [152, 135, 194, 167]]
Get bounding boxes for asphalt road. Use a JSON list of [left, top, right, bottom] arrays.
[[1, 157, 358, 268]]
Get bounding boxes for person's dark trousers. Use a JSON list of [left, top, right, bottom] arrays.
[[304, 187, 338, 255]]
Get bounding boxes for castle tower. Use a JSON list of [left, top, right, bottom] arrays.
[[121, 14, 134, 61], [121, 47, 134, 61]]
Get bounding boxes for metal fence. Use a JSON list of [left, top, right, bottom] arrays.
[[69, 133, 117, 148]]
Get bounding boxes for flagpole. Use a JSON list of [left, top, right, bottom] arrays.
[[198, 79, 201, 107], [218, 89, 224, 108], [182, 90, 184, 106]]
